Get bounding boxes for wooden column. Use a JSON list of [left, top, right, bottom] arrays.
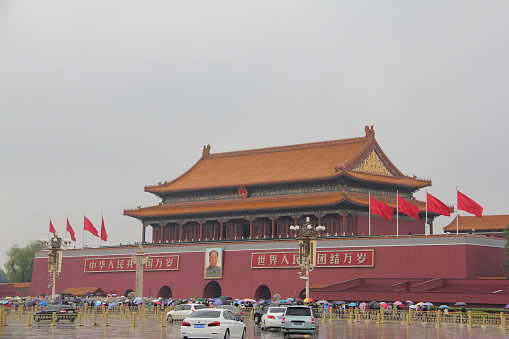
[[342, 212, 347, 235], [220, 220, 224, 240], [179, 223, 183, 241], [271, 218, 275, 238], [250, 219, 253, 239], [318, 214, 322, 227], [199, 221, 203, 241], [142, 224, 146, 243]]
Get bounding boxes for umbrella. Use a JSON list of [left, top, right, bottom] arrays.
[[317, 300, 328, 305], [213, 299, 222, 306], [334, 301, 345, 305], [196, 298, 208, 302], [222, 300, 232, 305], [406, 301, 414, 305], [25, 302, 34, 307], [218, 296, 228, 299], [348, 302, 357, 307], [53, 294, 60, 298], [440, 305, 449, 308], [40, 301, 48, 307], [304, 298, 314, 303], [73, 298, 82, 303], [409, 305, 418, 309], [359, 302, 366, 310], [505, 304, 509, 309], [33, 299, 40, 303], [455, 302, 467, 306], [423, 302, 434, 307], [394, 301, 403, 305], [94, 301, 102, 307], [244, 298, 256, 302]]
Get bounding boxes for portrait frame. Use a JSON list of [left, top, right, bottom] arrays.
[[204, 246, 223, 280]]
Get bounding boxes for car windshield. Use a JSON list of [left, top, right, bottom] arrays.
[[223, 306, 238, 310], [194, 305, 206, 309], [188, 310, 221, 318], [269, 308, 286, 313], [286, 307, 311, 316]]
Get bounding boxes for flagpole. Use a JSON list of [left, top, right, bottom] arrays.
[[368, 192, 371, 236], [49, 216, 51, 239], [456, 188, 459, 235], [100, 212, 103, 248], [396, 191, 399, 237], [425, 190, 428, 236], [83, 214, 85, 249]]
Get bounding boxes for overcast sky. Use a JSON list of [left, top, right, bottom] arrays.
[[1, 1, 508, 269]]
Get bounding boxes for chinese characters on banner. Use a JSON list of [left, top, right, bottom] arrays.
[[251, 250, 374, 268], [84, 255, 179, 273]]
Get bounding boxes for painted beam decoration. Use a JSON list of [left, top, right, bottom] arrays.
[[84, 255, 179, 273], [251, 250, 374, 268]]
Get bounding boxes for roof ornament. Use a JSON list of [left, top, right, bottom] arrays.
[[202, 144, 211, 158], [365, 125, 375, 138]]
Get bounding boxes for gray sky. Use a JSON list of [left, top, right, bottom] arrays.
[[1, 1, 508, 269]]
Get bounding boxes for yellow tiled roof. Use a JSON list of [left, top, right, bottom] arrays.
[[124, 191, 427, 218], [443, 215, 509, 232], [145, 126, 430, 194]]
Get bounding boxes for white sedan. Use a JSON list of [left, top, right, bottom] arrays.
[[260, 306, 287, 331], [181, 308, 246, 339]]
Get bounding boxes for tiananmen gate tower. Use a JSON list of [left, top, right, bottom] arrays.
[[30, 126, 509, 306]]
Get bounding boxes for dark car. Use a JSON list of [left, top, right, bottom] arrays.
[[34, 305, 78, 322]]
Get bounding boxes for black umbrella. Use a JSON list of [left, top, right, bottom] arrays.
[[455, 302, 467, 306], [368, 301, 380, 309]]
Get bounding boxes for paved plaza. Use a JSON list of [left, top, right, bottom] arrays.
[[0, 319, 507, 338]]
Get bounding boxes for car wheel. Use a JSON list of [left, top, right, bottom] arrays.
[[223, 329, 230, 339], [167, 315, 173, 323], [241, 328, 246, 339], [254, 315, 260, 324]]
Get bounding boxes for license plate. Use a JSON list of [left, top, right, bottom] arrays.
[[293, 322, 304, 326], [194, 324, 205, 328], [278, 316, 283, 319]]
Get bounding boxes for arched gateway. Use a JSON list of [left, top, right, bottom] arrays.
[[254, 285, 271, 301], [158, 285, 172, 299], [203, 281, 221, 299]]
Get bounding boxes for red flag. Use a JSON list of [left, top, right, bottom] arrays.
[[49, 220, 57, 237], [100, 216, 107, 242], [398, 195, 420, 220], [427, 193, 450, 216], [457, 191, 483, 217], [84, 216, 99, 237], [370, 196, 394, 221], [66, 219, 76, 242]]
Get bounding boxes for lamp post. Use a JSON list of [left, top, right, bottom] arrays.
[[40, 236, 71, 300], [290, 217, 325, 300]]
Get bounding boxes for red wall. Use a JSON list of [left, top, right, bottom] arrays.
[[30, 236, 506, 300]]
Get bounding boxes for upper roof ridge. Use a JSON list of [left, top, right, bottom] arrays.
[[205, 126, 374, 160]]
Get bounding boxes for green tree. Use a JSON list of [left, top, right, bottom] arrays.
[[503, 225, 509, 272], [0, 267, 7, 282], [5, 241, 45, 282]]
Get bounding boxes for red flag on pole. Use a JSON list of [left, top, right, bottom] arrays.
[[427, 193, 451, 216], [397, 195, 420, 220], [370, 196, 394, 221], [84, 216, 99, 237], [100, 216, 107, 242], [49, 220, 57, 237], [66, 218, 76, 242], [457, 191, 483, 217]]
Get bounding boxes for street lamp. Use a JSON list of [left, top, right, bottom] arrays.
[[290, 217, 325, 300], [40, 236, 71, 300]]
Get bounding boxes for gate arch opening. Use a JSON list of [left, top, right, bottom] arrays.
[[203, 281, 222, 299], [298, 289, 306, 300], [254, 285, 271, 301], [124, 289, 134, 298], [158, 285, 172, 299]]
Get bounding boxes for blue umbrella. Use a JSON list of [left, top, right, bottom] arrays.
[[213, 299, 222, 306], [440, 305, 448, 308], [348, 302, 357, 307], [40, 301, 48, 307], [94, 301, 102, 307]]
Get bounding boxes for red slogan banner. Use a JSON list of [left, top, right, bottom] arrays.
[[84, 255, 179, 273], [251, 250, 374, 268]]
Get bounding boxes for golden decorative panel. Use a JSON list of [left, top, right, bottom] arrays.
[[353, 151, 394, 176]]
